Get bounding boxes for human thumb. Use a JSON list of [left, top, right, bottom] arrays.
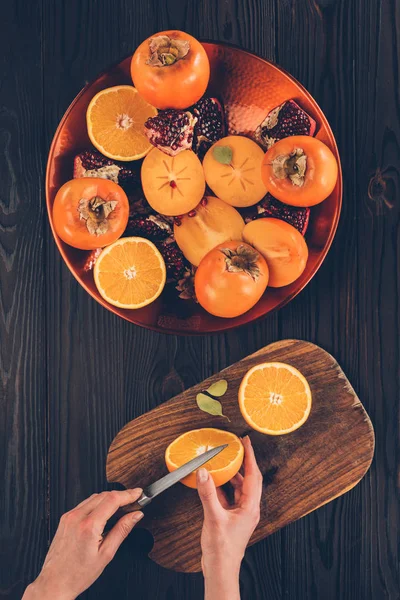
[[196, 468, 221, 520]]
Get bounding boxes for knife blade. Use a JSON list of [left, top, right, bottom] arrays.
[[121, 443, 228, 513]]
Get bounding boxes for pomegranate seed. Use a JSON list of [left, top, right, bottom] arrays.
[[170, 180, 177, 189], [200, 197, 208, 206], [188, 210, 196, 217]]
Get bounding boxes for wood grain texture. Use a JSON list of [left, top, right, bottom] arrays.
[[0, 0, 398, 598], [107, 340, 374, 572], [0, 1, 48, 598]]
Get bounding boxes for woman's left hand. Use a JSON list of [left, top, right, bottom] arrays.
[[23, 489, 144, 600]]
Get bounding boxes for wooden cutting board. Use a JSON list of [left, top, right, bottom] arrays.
[[106, 340, 374, 573]]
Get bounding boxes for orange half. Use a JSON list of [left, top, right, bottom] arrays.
[[239, 362, 312, 435], [165, 428, 244, 489], [86, 85, 157, 161], [93, 237, 166, 309]]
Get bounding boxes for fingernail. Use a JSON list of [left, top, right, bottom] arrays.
[[197, 468, 209, 483], [128, 488, 142, 495], [132, 511, 144, 522]]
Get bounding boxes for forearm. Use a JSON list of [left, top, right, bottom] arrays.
[[23, 575, 74, 600], [203, 561, 241, 600]]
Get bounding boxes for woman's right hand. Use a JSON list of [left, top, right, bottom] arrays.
[[197, 436, 263, 600]]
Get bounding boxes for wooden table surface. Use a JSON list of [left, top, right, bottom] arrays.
[[1, 1, 398, 599]]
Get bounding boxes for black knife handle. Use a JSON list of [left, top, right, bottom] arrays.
[[103, 492, 150, 533]]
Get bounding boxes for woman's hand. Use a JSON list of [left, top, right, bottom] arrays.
[[23, 489, 144, 600], [197, 436, 262, 600]]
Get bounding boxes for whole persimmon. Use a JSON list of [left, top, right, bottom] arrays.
[[195, 241, 269, 318], [243, 218, 308, 287], [131, 30, 210, 109], [261, 136, 338, 207], [53, 178, 129, 250]]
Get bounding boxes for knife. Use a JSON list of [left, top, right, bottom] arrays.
[[118, 443, 228, 514]]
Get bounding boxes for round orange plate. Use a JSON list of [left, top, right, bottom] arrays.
[[46, 43, 342, 335]]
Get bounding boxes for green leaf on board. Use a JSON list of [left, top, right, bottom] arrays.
[[206, 379, 228, 397], [213, 145, 233, 165], [196, 393, 230, 421]]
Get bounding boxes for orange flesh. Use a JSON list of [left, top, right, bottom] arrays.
[[165, 428, 244, 488], [94, 238, 166, 308], [87, 86, 156, 160], [239, 362, 312, 435]]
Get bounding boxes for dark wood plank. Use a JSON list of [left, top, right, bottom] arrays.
[[0, 0, 47, 597], [107, 340, 374, 572], [275, 1, 400, 599]]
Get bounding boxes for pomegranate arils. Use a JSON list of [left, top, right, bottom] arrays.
[[73, 150, 137, 192], [156, 239, 189, 281], [125, 214, 172, 241], [83, 248, 102, 272], [144, 110, 197, 156], [242, 193, 310, 236], [192, 97, 226, 158], [255, 99, 317, 149]]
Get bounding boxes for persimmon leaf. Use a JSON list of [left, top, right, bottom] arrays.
[[206, 379, 228, 397], [196, 393, 230, 421], [213, 145, 233, 165]]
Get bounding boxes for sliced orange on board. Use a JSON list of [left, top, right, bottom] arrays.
[[86, 85, 157, 161], [165, 428, 244, 489], [93, 237, 166, 309], [239, 362, 312, 435]]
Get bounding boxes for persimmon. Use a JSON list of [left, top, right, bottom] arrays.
[[174, 196, 245, 266], [261, 136, 338, 207], [53, 178, 129, 250], [141, 148, 205, 216], [131, 30, 210, 109], [243, 218, 308, 287], [203, 136, 267, 207], [195, 241, 269, 318]]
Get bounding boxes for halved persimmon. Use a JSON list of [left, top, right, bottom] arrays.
[[52, 178, 129, 250], [243, 218, 308, 287], [141, 148, 205, 216], [261, 136, 338, 207]]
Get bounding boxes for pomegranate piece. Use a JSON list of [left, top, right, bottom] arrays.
[[155, 238, 190, 281], [83, 248, 102, 272], [144, 110, 197, 156], [242, 193, 310, 236], [255, 99, 317, 149], [191, 97, 226, 158], [125, 214, 172, 241], [73, 150, 137, 192]]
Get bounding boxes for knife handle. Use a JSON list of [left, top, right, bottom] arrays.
[[119, 492, 151, 513], [104, 492, 151, 532]]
